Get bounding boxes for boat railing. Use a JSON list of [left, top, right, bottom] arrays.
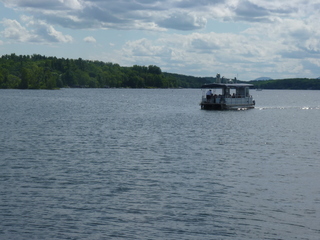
[[226, 96, 252, 105], [202, 95, 252, 104], [202, 96, 222, 103]]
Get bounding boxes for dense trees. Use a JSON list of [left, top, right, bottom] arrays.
[[1, 54, 319, 89], [250, 78, 320, 90], [0, 54, 205, 89]]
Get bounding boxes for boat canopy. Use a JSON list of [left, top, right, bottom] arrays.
[[201, 83, 253, 89]]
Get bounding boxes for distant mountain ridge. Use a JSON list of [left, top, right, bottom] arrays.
[[254, 77, 273, 81]]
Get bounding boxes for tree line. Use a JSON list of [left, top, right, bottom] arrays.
[[249, 78, 320, 90], [0, 54, 208, 89], [1, 54, 319, 90]]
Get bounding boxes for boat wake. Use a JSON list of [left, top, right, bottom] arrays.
[[256, 106, 320, 110]]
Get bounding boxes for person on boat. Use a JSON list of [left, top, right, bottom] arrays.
[[213, 94, 217, 103], [206, 90, 212, 101]]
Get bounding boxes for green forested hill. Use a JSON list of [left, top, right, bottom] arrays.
[[0, 54, 207, 89], [163, 73, 210, 88], [250, 78, 320, 90], [1, 54, 320, 89]]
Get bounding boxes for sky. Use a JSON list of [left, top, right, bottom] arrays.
[[1, 0, 320, 80]]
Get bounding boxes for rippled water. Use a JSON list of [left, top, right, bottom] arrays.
[[1, 89, 320, 239]]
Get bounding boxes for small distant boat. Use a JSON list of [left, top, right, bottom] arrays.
[[200, 74, 255, 110], [256, 88, 263, 91]]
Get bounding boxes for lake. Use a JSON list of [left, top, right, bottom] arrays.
[[1, 88, 320, 239]]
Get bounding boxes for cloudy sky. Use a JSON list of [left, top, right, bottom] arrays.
[[1, 0, 320, 80]]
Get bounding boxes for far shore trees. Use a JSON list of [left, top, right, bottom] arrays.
[[1, 54, 319, 89]]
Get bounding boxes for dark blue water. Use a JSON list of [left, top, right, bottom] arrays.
[[1, 89, 320, 239]]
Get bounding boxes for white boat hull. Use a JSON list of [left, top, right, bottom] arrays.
[[201, 80, 256, 110], [200, 97, 255, 110]]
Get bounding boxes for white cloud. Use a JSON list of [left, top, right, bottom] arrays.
[[109, 14, 320, 79], [84, 36, 96, 43], [158, 11, 207, 31], [45, 25, 73, 42], [2, 0, 320, 31], [1, 16, 73, 43], [2, 0, 320, 79], [2, 0, 83, 10], [59, 0, 83, 10], [2, 0, 320, 34], [2, 18, 34, 42]]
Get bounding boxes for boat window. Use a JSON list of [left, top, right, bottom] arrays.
[[245, 87, 250, 97], [236, 87, 246, 97]]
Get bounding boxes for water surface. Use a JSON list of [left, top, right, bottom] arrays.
[[1, 89, 320, 239]]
